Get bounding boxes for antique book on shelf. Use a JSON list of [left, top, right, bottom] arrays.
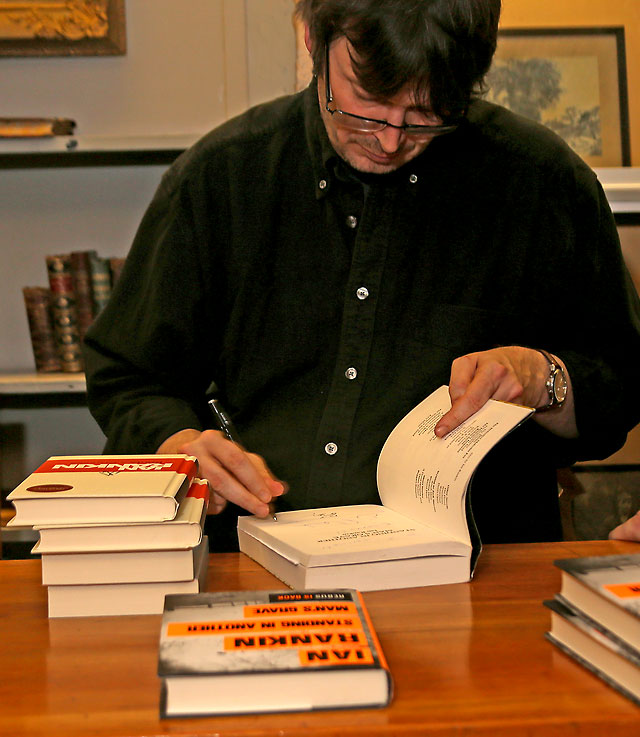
[[158, 589, 391, 717], [40, 536, 208, 586], [238, 386, 533, 591], [553, 554, 640, 652], [70, 250, 97, 340], [34, 477, 209, 553], [45, 253, 83, 372], [22, 286, 62, 372], [0, 117, 76, 137], [109, 256, 126, 287], [7, 454, 199, 527], [47, 536, 209, 618], [88, 252, 112, 314], [545, 598, 640, 706]]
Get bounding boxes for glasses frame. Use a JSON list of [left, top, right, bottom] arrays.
[[323, 43, 460, 136]]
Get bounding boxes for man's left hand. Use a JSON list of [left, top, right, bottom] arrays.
[[609, 510, 640, 541], [434, 346, 578, 439]]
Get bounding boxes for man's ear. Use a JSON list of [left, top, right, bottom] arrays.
[[304, 23, 312, 54]]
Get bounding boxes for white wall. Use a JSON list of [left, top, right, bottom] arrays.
[[0, 0, 297, 486]]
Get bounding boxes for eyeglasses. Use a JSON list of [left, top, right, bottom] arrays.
[[324, 44, 460, 137]]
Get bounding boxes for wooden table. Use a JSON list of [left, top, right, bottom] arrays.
[[1, 540, 638, 737]]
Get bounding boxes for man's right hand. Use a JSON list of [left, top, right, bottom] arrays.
[[157, 429, 286, 517]]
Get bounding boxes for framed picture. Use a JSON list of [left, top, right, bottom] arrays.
[[0, 0, 126, 56], [485, 27, 631, 167]]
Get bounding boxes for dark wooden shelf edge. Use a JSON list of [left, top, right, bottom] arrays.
[[614, 212, 640, 225], [0, 148, 186, 169], [0, 393, 87, 409]]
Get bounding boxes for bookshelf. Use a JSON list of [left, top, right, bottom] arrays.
[[0, 373, 86, 410], [0, 372, 85, 395], [0, 134, 199, 169], [594, 168, 640, 223]]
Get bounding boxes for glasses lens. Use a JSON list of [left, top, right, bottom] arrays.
[[334, 111, 384, 132], [404, 125, 457, 138], [331, 109, 458, 137]]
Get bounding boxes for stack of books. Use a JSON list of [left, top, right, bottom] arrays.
[[545, 553, 640, 705], [6, 454, 210, 617]]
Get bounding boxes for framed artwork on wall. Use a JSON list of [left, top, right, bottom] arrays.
[[485, 27, 631, 167], [0, 0, 126, 56]]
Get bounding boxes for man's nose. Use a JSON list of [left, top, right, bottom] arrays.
[[374, 124, 404, 153]]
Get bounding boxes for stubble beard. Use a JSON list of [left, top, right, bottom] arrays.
[[331, 129, 425, 175]]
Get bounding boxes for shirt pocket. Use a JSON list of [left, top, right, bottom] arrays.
[[424, 303, 524, 353]]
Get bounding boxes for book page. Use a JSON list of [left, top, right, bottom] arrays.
[[239, 504, 470, 566], [377, 386, 533, 542]]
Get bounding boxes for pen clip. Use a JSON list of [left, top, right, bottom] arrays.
[[207, 398, 241, 445], [206, 396, 277, 521]]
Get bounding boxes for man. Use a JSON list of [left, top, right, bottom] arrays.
[[84, 0, 640, 551]]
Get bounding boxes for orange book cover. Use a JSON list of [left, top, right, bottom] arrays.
[[158, 589, 392, 717]]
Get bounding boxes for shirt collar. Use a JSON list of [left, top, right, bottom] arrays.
[[303, 77, 341, 200]]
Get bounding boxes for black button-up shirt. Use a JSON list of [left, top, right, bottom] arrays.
[[84, 80, 640, 548]]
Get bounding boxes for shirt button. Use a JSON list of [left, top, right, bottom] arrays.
[[409, 173, 418, 184], [318, 179, 327, 190], [324, 442, 338, 456], [356, 286, 369, 300], [345, 367, 358, 380], [346, 215, 358, 229]]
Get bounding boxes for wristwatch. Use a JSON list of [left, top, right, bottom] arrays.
[[536, 349, 568, 412]]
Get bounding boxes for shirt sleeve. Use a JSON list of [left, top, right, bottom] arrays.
[[83, 167, 218, 453], [556, 171, 640, 461]]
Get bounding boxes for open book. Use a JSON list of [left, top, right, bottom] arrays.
[[238, 386, 533, 591]]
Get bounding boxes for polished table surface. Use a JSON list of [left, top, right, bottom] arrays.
[[1, 540, 639, 737]]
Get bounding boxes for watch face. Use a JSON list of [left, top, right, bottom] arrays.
[[553, 369, 568, 403]]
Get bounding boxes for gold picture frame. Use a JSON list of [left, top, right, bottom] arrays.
[[485, 27, 631, 167], [0, 0, 126, 56]]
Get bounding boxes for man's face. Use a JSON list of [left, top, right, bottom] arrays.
[[317, 37, 439, 174]]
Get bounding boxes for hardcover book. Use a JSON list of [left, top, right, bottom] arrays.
[[45, 253, 83, 372], [34, 477, 209, 553], [0, 117, 76, 137], [40, 536, 208, 586], [88, 251, 112, 314], [545, 598, 640, 706], [158, 589, 391, 717], [22, 286, 62, 372], [554, 554, 640, 652], [238, 386, 533, 591], [70, 250, 98, 340], [109, 256, 126, 287], [7, 454, 198, 526], [47, 536, 209, 618]]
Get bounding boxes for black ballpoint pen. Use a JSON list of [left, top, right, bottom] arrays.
[[207, 398, 278, 521]]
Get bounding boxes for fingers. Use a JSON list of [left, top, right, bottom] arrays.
[[435, 349, 528, 437], [608, 510, 640, 541], [180, 430, 286, 518]]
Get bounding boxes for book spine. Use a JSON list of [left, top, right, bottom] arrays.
[[45, 254, 83, 372], [109, 257, 126, 288], [70, 251, 97, 341], [88, 253, 112, 315], [22, 287, 62, 373]]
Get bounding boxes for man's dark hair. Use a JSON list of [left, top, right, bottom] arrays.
[[295, 0, 501, 120]]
